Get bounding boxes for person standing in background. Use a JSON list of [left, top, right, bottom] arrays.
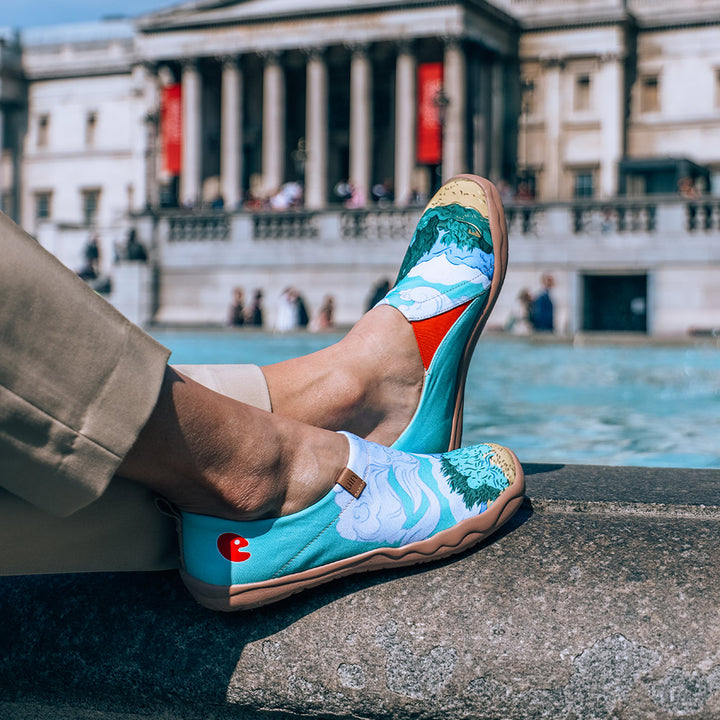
[[530, 274, 555, 332]]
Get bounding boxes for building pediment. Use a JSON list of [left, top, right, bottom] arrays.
[[136, 0, 518, 60], [137, 0, 515, 32]]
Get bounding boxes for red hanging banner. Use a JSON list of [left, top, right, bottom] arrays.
[[161, 83, 182, 176], [416, 62, 443, 165]]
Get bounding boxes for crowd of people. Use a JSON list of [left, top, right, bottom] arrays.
[[229, 286, 335, 333], [235, 273, 555, 336], [228, 288, 265, 328]]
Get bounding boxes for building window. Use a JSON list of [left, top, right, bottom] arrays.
[[517, 171, 536, 200], [640, 75, 660, 113], [574, 170, 594, 198], [85, 111, 97, 148], [35, 191, 52, 221], [521, 78, 536, 116], [574, 74, 591, 112], [81, 188, 100, 226], [37, 114, 50, 148]]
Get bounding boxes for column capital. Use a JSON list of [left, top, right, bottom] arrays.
[[258, 49, 283, 65], [442, 35, 465, 52], [217, 54, 242, 70], [395, 38, 415, 56], [346, 42, 371, 59], [302, 46, 327, 61], [180, 57, 200, 71]]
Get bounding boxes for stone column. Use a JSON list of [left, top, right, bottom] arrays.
[[0, 106, 5, 213], [489, 57, 505, 182], [349, 45, 372, 205], [598, 53, 624, 199], [141, 63, 160, 210], [221, 56, 243, 209], [305, 48, 328, 209], [542, 57, 563, 201], [442, 39, 469, 182], [180, 59, 202, 207], [394, 42, 416, 207], [262, 52, 285, 195], [442, 39, 467, 182], [471, 55, 490, 179]]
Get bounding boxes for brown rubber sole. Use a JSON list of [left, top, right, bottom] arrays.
[[446, 174, 509, 451], [180, 448, 525, 612]]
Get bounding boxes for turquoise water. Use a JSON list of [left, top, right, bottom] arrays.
[[151, 329, 720, 469]]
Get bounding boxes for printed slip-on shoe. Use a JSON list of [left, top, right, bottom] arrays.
[[179, 431, 524, 611], [383, 175, 508, 454]]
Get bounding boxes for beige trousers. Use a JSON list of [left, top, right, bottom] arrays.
[[0, 211, 271, 575]]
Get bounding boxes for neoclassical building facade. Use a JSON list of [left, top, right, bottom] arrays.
[[1, 0, 720, 333], [2, 0, 719, 233], [136, 0, 518, 213]]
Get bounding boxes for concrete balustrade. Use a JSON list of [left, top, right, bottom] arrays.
[[2, 463, 719, 719], [123, 196, 720, 333]]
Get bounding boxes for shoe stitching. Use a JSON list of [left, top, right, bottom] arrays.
[[272, 442, 371, 579], [271, 496, 357, 580]]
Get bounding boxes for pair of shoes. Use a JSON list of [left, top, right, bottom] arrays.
[[178, 175, 523, 611], [179, 432, 525, 611], [384, 174, 508, 453]]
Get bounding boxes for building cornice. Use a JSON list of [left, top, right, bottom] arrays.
[[22, 64, 134, 81], [633, 16, 720, 31], [137, 0, 518, 34], [517, 10, 635, 34]]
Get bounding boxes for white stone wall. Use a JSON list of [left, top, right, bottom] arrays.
[[629, 25, 720, 178], [22, 72, 147, 228]]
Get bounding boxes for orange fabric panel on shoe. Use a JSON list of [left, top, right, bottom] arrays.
[[411, 300, 471, 370]]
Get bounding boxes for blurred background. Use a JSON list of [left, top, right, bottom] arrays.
[[1, 0, 719, 335]]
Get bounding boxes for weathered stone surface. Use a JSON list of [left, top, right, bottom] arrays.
[[1, 464, 719, 719]]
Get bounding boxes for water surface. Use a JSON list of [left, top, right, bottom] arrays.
[[151, 329, 720, 469]]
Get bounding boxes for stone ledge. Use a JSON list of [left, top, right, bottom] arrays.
[[1, 463, 719, 720]]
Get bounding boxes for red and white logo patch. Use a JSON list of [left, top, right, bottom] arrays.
[[217, 533, 251, 563]]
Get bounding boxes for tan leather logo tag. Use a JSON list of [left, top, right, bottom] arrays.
[[336, 468, 366, 498]]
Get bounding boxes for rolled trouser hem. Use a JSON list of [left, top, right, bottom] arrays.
[[173, 364, 272, 412]]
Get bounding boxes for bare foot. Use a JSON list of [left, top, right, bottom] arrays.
[[262, 304, 424, 445], [117, 368, 350, 522]]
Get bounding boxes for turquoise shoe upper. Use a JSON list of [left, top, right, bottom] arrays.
[[379, 199, 494, 321], [180, 432, 516, 589], [380, 178, 499, 454]]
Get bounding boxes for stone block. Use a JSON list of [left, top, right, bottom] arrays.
[[1, 464, 719, 719]]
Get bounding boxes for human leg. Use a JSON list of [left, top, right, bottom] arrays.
[[0, 173, 522, 600], [261, 175, 507, 453], [0, 366, 275, 576], [0, 212, 284, 574], [0, 211, 348, 531], [115, 366, 350, 522]]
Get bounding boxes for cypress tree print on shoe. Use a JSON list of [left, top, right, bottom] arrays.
[[382, 175, 508, 454], [179, 431, 525, 611]]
